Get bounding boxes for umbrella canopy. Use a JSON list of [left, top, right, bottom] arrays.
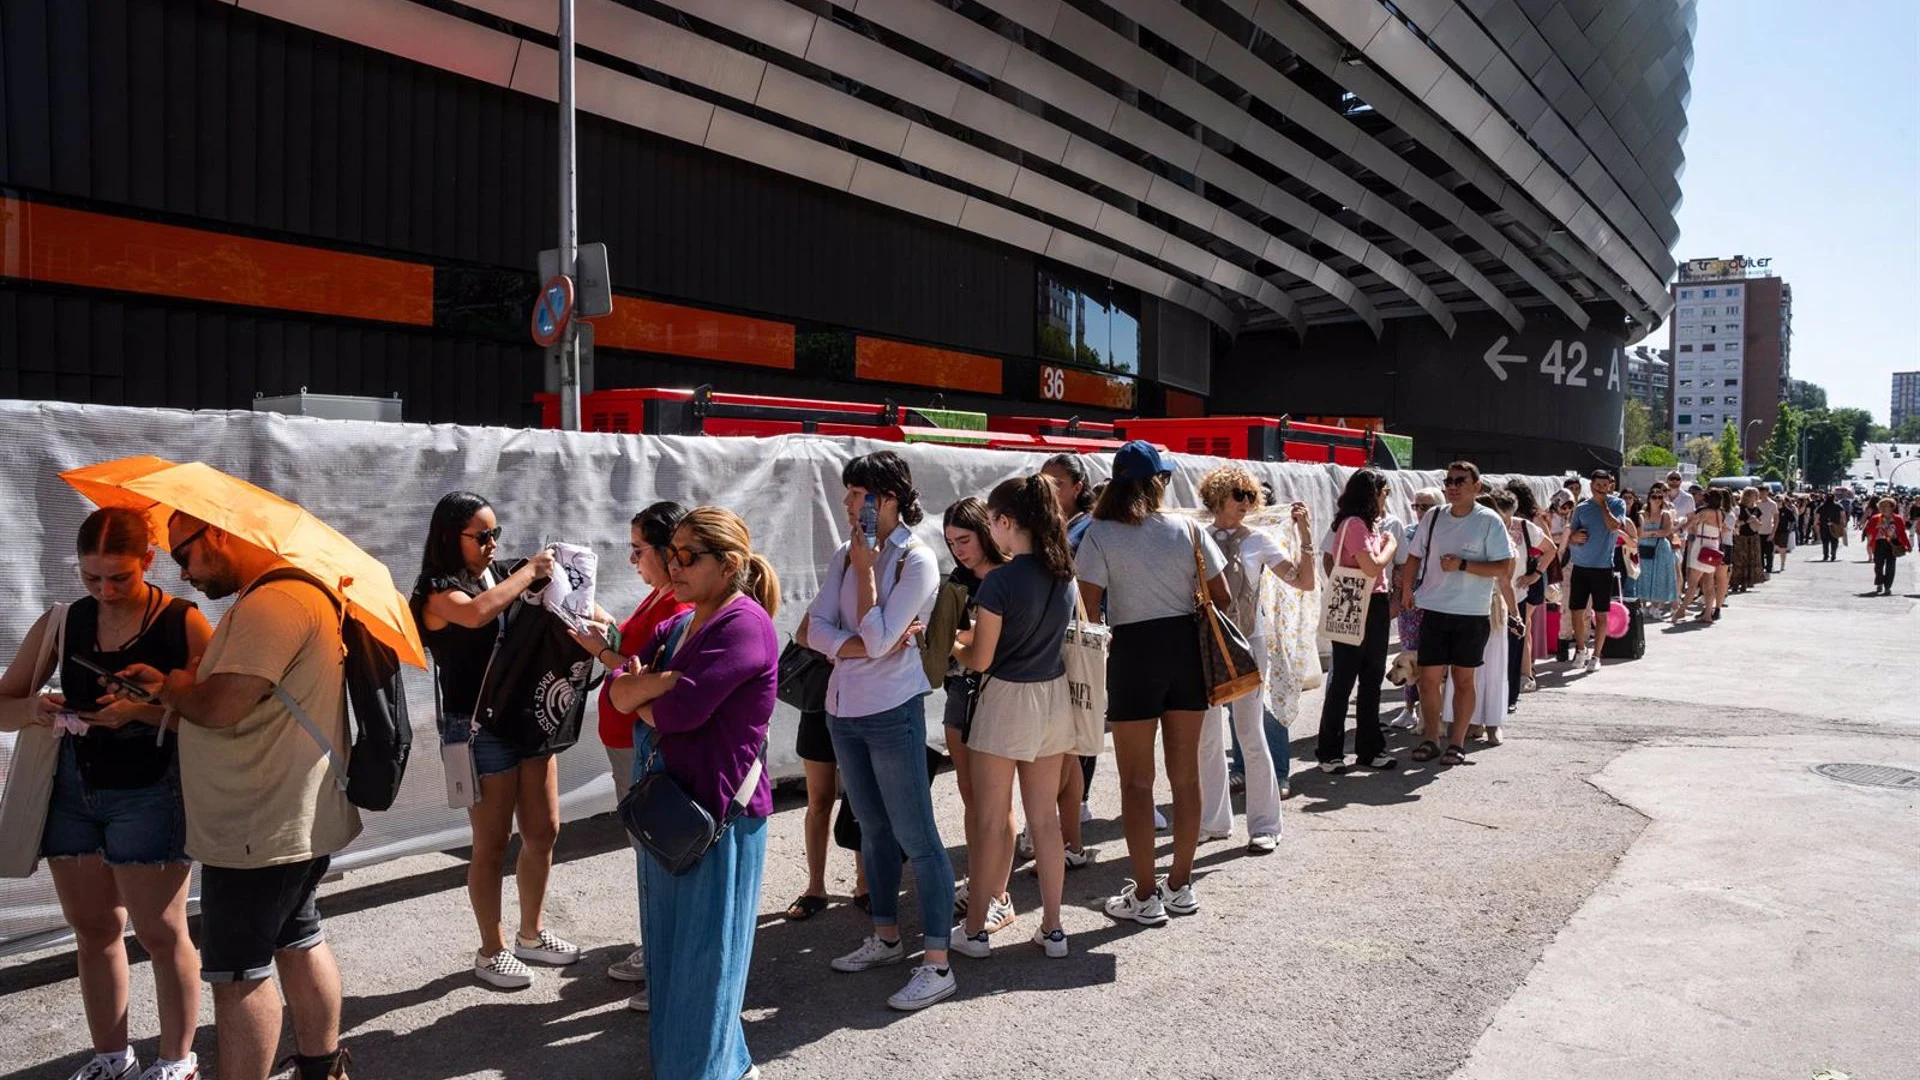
[[61, 456, 426, 668]]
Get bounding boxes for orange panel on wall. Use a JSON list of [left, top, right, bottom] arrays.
[[0, 197, 433, 325], [1039, 363, 1135, 411], [590, 297, 795, 369], [855, 337, 1002, 395], [1163, 387, 1207, 417]]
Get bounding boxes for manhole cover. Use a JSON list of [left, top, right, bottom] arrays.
[[1812, 763, 1920, 789]]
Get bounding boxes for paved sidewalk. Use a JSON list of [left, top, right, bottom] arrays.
[[2, 547, 1913, 1079]]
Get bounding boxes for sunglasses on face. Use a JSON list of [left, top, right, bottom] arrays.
[[171, 527, 209, 570], [462, 527, 503, 545], [1230, 488, 1257, 503], [1443, 476, 1472, 487], [667, 545, 719, 569]]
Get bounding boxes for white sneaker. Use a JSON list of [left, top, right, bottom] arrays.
[[1571, 649, 1590, 668], [1015, 826, 1034, 860], [1318, 759, 1349, 775], [982, 893, 1016, 934], [1103, 880, 1169, 926], [627, 983, 649, 1013], [1152, 808, 1169, 831], [1200, 829, 1232, 843], [512, 929, 580, 966], [606, 947, 646, 983], [1158, 878, 1199, 916], [1584, 654, 1601, 673], [950, 924, 991, 958], [886, 964, 956, 1011], [1247, 833, 1278, 855], [137, 1057, 200, 1080], [830, 935, 904, 973], [475, 948, 534, 989], [70, 1053, 137, 1080], [1521, 675, 1538, 692], [1031, 926, 1069, 959], [1063, 844, 1092, 869], [953, 879, 970, 919]]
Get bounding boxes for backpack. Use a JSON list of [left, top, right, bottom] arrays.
[[254, 568, 413, 812], [921, 577, 968, 689], [471, 599, 594, 756], [1212, 525, 1261, 640]]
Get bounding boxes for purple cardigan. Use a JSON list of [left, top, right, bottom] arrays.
[[633, 594, 777, 819]]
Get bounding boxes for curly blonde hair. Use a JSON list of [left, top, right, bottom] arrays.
[[1198, 465, 1265, 513]]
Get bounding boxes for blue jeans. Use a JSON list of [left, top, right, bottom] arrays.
[[41, 739, 188, 866], [827, 696, 954, 952], [1229, 708, 1291, 785]]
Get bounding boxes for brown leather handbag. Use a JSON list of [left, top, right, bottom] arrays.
[[1188, 521, 1262, 706]]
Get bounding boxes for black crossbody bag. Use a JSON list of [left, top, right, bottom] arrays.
[[616, 616, 768, 876]]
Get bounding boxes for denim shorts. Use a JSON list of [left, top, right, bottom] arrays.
[[441, 712, 549, 779], [41, 738, 189, 866]]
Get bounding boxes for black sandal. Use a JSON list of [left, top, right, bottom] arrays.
[[1411, 740, 1441, 762], [784, 894, 829, 921], [1440, 745, 1469, 766]]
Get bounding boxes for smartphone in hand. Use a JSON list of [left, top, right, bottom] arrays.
[[860, 494, 879, 542], [70, 655, 159, 704]]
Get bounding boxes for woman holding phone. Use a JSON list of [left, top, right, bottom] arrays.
[[0, 508, 211, 1080]]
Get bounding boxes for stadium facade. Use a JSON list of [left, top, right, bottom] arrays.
[[1, 0, 1694, 470]]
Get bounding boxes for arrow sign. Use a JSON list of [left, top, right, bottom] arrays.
[[1484, 335, 1525, 381]]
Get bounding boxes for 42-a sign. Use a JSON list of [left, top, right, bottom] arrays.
[[1483, 335, 1621, 392]]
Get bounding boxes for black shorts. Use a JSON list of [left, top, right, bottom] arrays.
[[1417, 611, 1491, 669], [1567, 566, 1617, 611], [199, 856, 331, 982], [1107, 614, 1209, 722], [794, 709, 836, 764]]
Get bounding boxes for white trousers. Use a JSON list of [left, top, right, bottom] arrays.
[[1199, 638, 1281, 838]]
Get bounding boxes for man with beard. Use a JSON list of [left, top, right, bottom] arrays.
[[113, 513, 358, 1080]]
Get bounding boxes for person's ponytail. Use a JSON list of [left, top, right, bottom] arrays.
[[743, 553, 782, 617], [989, 475, 1074, 580]]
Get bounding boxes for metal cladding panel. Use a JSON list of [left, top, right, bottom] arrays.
[[901, 124, 1019, 197], [757, 65, 911, 157], [851, 0, 1012, 79], [803, 20, 960, 119]]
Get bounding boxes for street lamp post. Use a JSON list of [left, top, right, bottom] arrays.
[[1744, 419, 1764, 473]]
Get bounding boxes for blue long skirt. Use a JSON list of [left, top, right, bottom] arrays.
[[642, 814, 768, 1080], [1630, 538, 1680, 603]]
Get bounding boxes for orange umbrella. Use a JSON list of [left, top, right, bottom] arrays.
[[61, 456, 426, 668]]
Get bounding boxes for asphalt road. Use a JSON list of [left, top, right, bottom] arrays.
[[3, 543, 1913, 1080]]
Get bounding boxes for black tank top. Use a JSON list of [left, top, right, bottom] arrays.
[[60, 594, 195, 790], [417, 561, 515, 717]]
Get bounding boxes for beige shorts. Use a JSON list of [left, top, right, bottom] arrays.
[[967, 673, 1102, 762]]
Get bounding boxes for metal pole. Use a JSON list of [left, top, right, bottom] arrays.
[[557, 0, 581, 431]]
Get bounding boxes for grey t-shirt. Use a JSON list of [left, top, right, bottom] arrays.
[[973, 554, 1072, 682], [1077, 513, 1227, 627]]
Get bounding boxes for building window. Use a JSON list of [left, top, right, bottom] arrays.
[[1724, 395, 1740, 405], [1679, 307, 1696, 316], [1724, 378, 1739, 387], [1703, 288, 1717, 298], [1678, 414, 1693, 425], [1702, 343, 1716, 352], [1701, 307, 1719, 316], [1678, 379, 1693, 387], [1679, 396, 1694, 406], [1725, 341, 1740, 352], [1726, 304, 1741, 314], [1036, 267, 1140, 374], [1678, 289, 1693, 299], [1679, 344, 1693, 352]]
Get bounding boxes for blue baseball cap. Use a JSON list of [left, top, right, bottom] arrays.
[[1113, 440, 1171, 481]]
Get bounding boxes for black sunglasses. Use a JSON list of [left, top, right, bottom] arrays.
[[170, 526, 209, 569], [667, 545, 720, 568], [1443, 476, 1472, 487], [462, 527, 503, 545], [1230, 488, 1257, 503]]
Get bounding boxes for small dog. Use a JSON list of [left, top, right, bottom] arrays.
[[1386, 651, 1418, 687]]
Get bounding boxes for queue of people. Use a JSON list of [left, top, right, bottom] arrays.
[[10, 448, 1899, 1080]]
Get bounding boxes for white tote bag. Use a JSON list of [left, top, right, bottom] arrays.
[[1319, 521, 1375, 648], [0, 603, 69, 879], [1060, 584, 1109, 756]]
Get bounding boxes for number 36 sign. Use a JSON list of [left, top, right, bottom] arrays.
[[1483, 335, 1622, 392]]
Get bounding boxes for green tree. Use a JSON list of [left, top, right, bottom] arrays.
[[1716, 419, 1746, 477], [1759, 402, 1801, 481], [1802, 414, 1857, 487], [1893, 415, 1920, 442], [1684, 435, 1721, 477], [1829, 407, 1875, 449], [1622, 399, 1652, 451], [1628, 444, 1679, 467], [1788, 379, 1828, 412]]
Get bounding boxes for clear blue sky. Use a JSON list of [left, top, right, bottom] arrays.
[[1671, 0, 1920, 422]]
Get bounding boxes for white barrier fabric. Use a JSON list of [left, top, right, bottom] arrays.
[[0, 400, 1557, 952]]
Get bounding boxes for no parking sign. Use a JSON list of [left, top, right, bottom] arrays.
[[531, 276, 575, 347]]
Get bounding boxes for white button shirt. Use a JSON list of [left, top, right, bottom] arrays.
[[804, 524, 940, 719]]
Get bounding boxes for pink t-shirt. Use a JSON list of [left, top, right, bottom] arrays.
[[1334, 516, 1391, 594]]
